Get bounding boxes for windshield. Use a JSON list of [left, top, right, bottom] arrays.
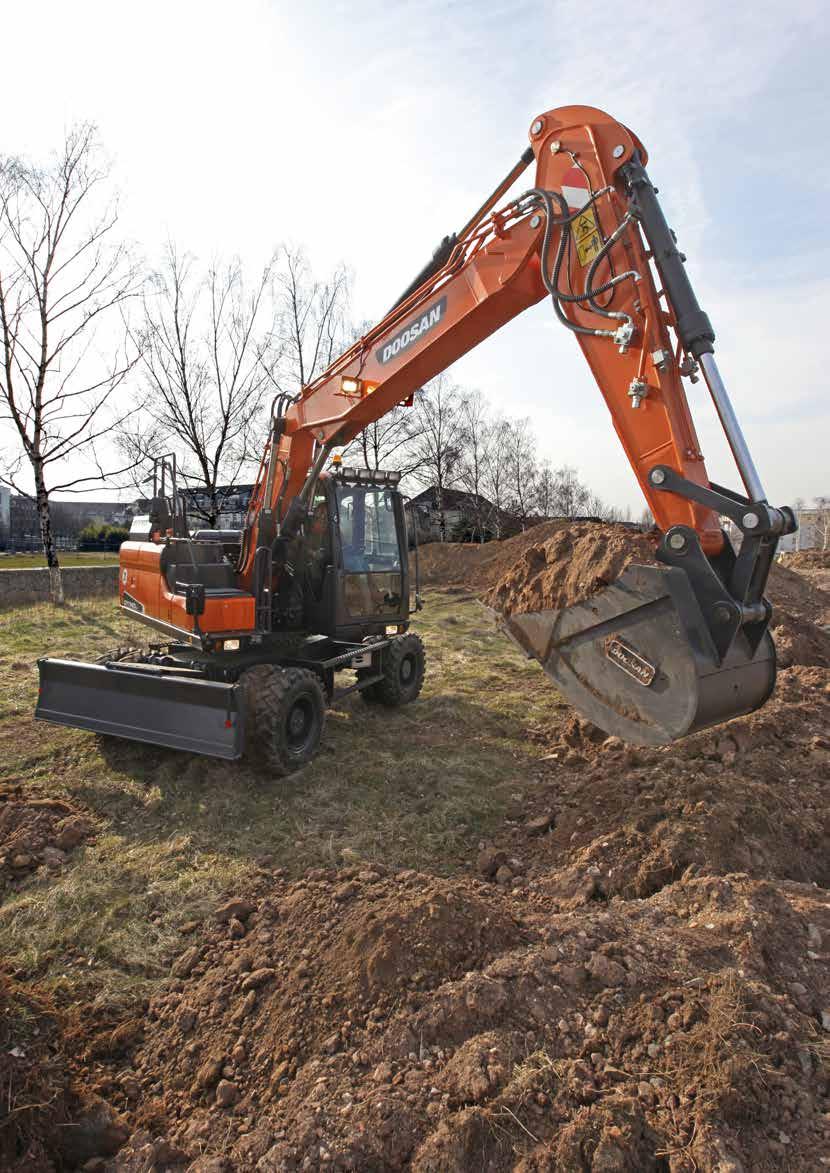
[[336, 485, 401, 573]]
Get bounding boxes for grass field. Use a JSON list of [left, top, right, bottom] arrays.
[[0, 552, 119, 569], [0, 590, 559, 1006]]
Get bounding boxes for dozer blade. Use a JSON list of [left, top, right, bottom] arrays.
[[497, 564, 775, 746], [35, 658, 244, 759]]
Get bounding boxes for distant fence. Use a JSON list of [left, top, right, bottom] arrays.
[[0, 534, 120, 553], [0, 565, 119, 608]]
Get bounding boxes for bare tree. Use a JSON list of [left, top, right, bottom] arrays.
[[792, 497, 806, 551], [269, 245, 349, 396], [0, 124, 140, 601], [813, 496, 830, 551], [338, 322, 425, 477], [481, 416, 511, 538], [551, 465, 592, 517], [457, 391, 497, 541], [341, 407, 427, 477], [535, 459, 558, 520], [504, 417, 538, 531], [120, 245, 278, 527], [407, 375, 466, 541]]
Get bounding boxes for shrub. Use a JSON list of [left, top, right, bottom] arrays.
[[77, 521, 130, 551]]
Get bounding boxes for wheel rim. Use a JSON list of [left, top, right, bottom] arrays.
[[400, 654, 415, 686], [285, 695, 315, 753]]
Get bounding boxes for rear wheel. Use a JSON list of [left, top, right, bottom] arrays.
[[242, 665, 326, 775], [360, 633, 426, 707]]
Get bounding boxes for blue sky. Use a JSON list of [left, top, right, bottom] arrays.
[[3, 0, 828, 512]]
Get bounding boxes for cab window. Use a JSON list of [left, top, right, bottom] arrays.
[[335, 485, 401, 572]]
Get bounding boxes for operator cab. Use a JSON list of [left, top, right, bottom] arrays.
[[303, 466, 411, 640]]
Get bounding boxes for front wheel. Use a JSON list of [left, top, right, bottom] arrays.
[[360, 633, 426, 707], [242, 665, 326, 775]]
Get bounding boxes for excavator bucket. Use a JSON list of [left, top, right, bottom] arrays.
[[496, 563, 776, 746], [35, 658, 244, 759]]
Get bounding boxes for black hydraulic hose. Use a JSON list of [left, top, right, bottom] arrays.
[[524, 187, 637, 336], [584, 214, 638, 319], [530, 188, 618, 338]]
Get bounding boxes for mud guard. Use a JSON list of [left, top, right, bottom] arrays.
[[497, 564, 776, 746], [35, 658, 244, 759]]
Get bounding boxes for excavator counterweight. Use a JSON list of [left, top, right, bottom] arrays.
[[34, 104, 795, 767]]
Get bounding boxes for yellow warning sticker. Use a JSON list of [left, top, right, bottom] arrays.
[[573, 211, 597, 243], [573, 206, 602, 266], [577, 230, 602, 266]]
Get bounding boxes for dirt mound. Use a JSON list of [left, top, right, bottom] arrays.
[[780, 549, 830, 570], [768, 562, 830, 626], [481, 523, 660, 617], [417, 525, 830, 628], [0, 788, 92, 894], [0, 971, 71, 1171], [479, 665, 830, 903], [771, 610, 830, 667], [105, 852, 830, 1171], [414, 520, 576, 590], [102, 664, 830, 1169], [112, 874, 525, 1159], [0, 970, 128, 1171]]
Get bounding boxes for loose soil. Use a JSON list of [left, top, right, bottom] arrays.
[[4, 527, 830, 1169], [84, 526, 829, 1171], [481, 523, 661, 617], [0, 788, 92, 893]]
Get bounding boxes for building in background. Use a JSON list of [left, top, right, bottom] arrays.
[[180, 485, 254, 530], [405, 487, 503, 546], [777, 506, 828, 553], [0, 486, 10, 548], [4, 496, 132, 551], [1, 483, 258, 552]]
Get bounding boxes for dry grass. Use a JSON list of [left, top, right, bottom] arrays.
[[0, 552, 118, 569], [647, 968, 774, 1145], [0, 588, 564, 1003]]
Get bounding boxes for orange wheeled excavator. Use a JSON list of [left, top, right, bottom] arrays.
[[36, 104, 795, 773]]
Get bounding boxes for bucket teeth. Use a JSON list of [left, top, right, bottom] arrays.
[[497, 564, 775, 746]]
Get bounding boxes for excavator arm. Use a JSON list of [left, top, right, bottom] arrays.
[[238, 103, 794, 744]]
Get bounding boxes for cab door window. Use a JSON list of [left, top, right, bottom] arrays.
[[335, 485, 402, 617], [305, 491, 330, 599]]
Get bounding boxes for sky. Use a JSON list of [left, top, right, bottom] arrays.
[[1, 0, 828, 515]]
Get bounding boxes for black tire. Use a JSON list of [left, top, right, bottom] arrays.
[[360, 633, 426, 707], [242, 665, 326, 775]]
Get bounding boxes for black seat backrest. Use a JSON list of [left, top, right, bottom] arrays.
[[160, 539, 237, 593]]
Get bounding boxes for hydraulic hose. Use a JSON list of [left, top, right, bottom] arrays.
[[524, 186, 638, 338]]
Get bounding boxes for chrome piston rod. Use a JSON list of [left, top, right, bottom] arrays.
[[698, 352, 766, 504]]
